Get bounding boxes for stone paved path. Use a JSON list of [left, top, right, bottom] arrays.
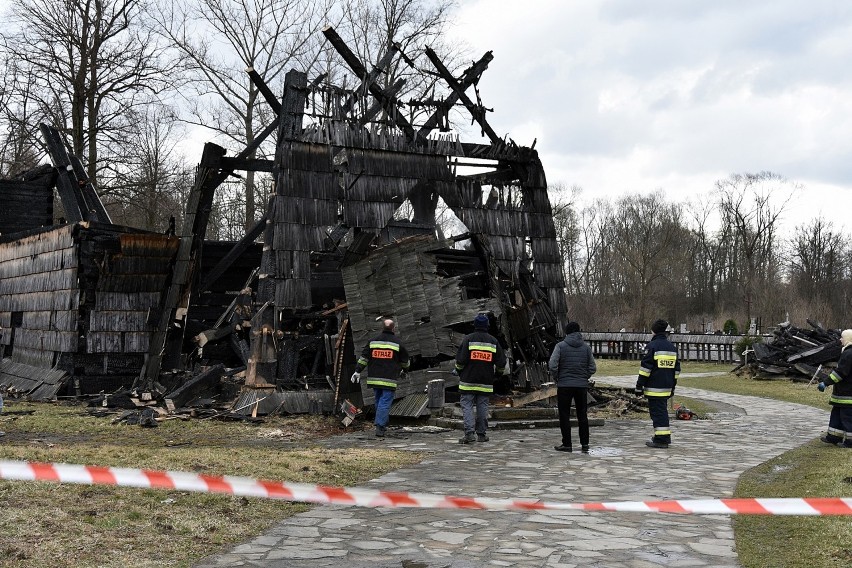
[[196, 376, 830, 568]]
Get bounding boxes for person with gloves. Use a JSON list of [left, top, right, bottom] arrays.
[[455, 313, 508, 444], [635, 319, 680, 448], [351, 318, 410, 438], [548, 321, 597, 453], [818, 329, 852, 448]]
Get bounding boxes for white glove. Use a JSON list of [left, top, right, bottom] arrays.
[[350, 371, 361, 383]]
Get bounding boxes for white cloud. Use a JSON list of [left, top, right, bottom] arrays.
[[450, 0, 852, 227]]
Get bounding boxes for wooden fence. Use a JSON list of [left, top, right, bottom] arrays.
[[583, 332, 746, 364]]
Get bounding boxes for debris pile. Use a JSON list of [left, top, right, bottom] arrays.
[[588, 386, 648, 416], [740, 320, 840, 380]]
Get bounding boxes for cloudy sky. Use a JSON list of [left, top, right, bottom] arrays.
[[448, 0, 852, 228]]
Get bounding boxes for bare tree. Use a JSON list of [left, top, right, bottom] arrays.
[[788, 217, 850, 313], [549, 182, 579, 291], [0, 56, 44, 177], [715, 172, 794, 324], [2, 0, 174, 194], [151, 0, 337, 231], [605, 192, 685, 330], [105, 104, 192, 230], [336, 0, 460, 110]]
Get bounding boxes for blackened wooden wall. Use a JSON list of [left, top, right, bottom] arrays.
[[0, 223, 179, 395]]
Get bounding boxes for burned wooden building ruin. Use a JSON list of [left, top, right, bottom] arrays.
[[0, 28, 567, 419]]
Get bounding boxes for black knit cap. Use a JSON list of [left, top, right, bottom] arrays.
[[651, 319, 669, 334], [474, 314, 490, 330], [564, 321, 580, 334]]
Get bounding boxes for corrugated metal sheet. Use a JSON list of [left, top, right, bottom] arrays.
[[389, 393, 429, 417], [0, 359, 68, 400], [231, 389, 336, 415]]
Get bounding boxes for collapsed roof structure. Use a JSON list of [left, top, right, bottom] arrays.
[[0, 28, 567, 416]]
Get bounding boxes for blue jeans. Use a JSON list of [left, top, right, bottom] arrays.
[[460, 392, 489, 435], [374, 388, 395, 428]]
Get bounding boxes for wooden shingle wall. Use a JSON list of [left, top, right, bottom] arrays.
[[0, 174, 54, 235], [343, 235, 500, 405], [84, 230, 179, 355], [0, 225, 79, 368], [0, 223, 179, 395]]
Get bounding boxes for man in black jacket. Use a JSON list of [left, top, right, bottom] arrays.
[[548, 321, 597, 453], [352, 319, 410, 438], [635, 319, 680, 448], [455, 314, 508, 444], [818, 329, 852, 448]]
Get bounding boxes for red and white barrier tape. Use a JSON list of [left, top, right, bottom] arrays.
[[1, 460, 850, 515]]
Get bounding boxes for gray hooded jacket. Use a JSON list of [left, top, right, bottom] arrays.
[[548, 332, 597, 388]]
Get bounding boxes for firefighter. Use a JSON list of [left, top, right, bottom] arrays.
[[455, 313, 509, 444], [817, 328, 852, 448], [351, 318, 410, 438], [635, 319, 680, 448]]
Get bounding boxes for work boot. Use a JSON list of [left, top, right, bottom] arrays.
[[477, 433, 489, 442], [820, 435, 842, 445], [459, 432, 476, 444], [581, 445, 590, 453], [554, 445, 572, 452], [375, 426, 386, 438], [645, 439, 669, 449]]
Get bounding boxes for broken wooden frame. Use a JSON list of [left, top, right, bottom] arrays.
[[162, 26, 568, 415], [1, 27, 568, 415]]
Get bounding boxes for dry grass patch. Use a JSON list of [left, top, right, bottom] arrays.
[[733, 440, 852, 568], [677, 374, 829, 409], [0, 401, 422, 568], [595, 359, 733, 376]]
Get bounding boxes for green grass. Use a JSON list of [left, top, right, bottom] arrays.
[[677, 373, 828, 409], [733, 440, 852, 567], [595, 358, 733, 376], [0, 402, 421, 568]]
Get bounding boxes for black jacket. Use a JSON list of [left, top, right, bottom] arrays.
[[455, 330, 508, 393], [827, 346, 852, 406], [636, 332, 680, 397], [355, 330, 410, 390], [548, 332, 596, 388]]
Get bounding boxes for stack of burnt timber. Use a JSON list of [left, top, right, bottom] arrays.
[[747, 320, 840, 379]]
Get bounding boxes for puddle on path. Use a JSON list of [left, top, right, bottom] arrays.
[[587, 446, 624, 457]]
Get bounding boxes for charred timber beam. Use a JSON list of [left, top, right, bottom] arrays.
[[416, 50, 494, 143], [322, 26, 416, 141], [198, 214, 268, 293], [202, 120, 280, 197], [219, 157, 274, 172], [341, 45, 399, 117], [39, 124, 84, 223], [69, 155, 112, 224], [424, 48, 499, 144], [246, 67, 282, 115], [355, 78, 407, 128], [277, 69, 308, 142], [459, 142, 535, 162], [136, 143, 226, 390], [163, 364, 225, 409], [40, 124, 112, 223]]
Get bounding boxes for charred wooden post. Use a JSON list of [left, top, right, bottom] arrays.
[[136, 143, 227, 390], [245, 302, 277, 388], [39, 124, 111, 224]]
